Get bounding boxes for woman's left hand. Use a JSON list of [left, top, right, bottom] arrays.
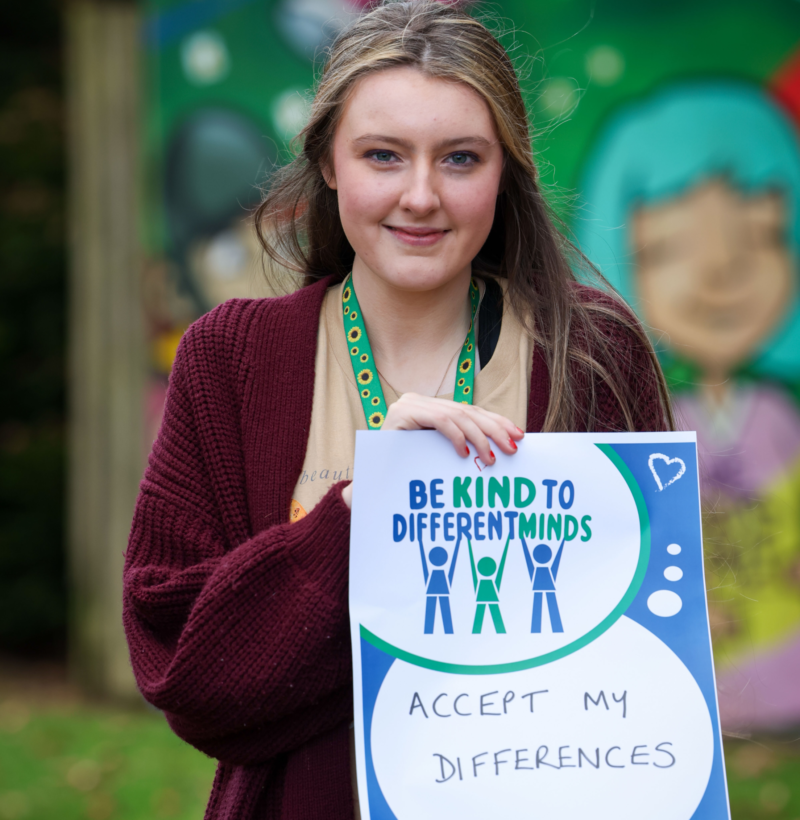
[[341, 394, 524, 508]]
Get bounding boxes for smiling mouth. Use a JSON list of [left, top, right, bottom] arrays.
[[383, 225, 450, 245], [385, 225, 449, 236]]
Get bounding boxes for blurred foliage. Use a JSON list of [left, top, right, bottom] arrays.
[[0, 0, 67, 654], [724, 739, 800, 819], [0, 696, 215, 819]]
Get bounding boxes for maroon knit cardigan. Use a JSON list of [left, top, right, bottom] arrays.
[[123, 277, 666, 819]]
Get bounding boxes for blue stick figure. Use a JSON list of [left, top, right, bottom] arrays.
[[521, 537, 565, 633], [420, 540, 460, 634]]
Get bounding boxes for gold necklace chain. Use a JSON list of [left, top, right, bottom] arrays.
[[375, 340, 463, 399], [374, 283, 482, 399]]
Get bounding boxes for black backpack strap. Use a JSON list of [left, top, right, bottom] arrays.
[[477, 276, 503, 366]]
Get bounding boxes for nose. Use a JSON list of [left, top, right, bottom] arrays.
[[398, 162, 440, 215], [699, 212, 748, 290], [694, 187, 755, 291]]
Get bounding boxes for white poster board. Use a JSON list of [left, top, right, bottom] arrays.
[[349, 431, 729, 820]]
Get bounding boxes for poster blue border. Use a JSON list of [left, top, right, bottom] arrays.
[[606, 442, 730, 820]]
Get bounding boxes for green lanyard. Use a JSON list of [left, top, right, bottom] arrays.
[[342, 273, 480, 429]]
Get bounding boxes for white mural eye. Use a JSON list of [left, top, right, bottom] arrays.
[[181, 31, 230, 85], [537, 77, 580, 118], [585, 45, 625, 87], [272, 89, 311, 144], [205, 230, 248, 281]]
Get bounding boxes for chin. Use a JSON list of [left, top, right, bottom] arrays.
[[361, 256, 470, 293], [388, 269, 465, 293]]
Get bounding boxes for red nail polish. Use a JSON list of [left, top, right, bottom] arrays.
[[509, 438, 518, 450], [465, 446, 470, 456], [490, 450, 496, 460]]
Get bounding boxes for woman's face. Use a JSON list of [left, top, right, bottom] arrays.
[[326, 66, 505, 293], [631, 178, 793, 376]]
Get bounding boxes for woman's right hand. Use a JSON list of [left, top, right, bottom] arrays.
[[383, 392, 524, 462]]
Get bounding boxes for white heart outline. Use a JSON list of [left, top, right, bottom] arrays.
[[648, 452, 686, 491]]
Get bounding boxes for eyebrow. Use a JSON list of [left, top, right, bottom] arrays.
[[351, 134, 493, 150]]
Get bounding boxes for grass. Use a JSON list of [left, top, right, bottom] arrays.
[[0, 683, 215, 820], [725, 738, 800, 819], [0, 674, 798, 819]]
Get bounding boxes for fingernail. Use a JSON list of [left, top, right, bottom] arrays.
[[516, 426, 525, 436], [490, 450, 496, 460], [465, 446, 470, 456], [509, 438, 518, 450]]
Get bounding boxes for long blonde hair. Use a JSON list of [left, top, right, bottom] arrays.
[[255, 0, 674, 432]]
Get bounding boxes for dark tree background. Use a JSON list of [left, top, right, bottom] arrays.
[[0, 0, 67, 657]]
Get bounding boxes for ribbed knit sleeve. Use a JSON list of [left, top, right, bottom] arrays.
[[123, 294, 354, 767]]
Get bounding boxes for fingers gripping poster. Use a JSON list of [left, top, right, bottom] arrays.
[[349, 432, 730, 820]]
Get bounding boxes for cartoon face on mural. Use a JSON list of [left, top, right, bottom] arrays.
[[140, 106, 280, 446], [165, 107, 277, 312], [578, 80, 800, 732], [632, 180, 792, 382]]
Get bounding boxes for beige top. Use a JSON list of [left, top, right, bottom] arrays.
[[290, 279, 533, 521], [289, 278, 532, 817]]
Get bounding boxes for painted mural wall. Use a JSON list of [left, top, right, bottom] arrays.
[[141, 0, 800, 732]]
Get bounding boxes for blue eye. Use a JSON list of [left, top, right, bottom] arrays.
[[370, 151, 395, 162], [447, 152, 477, 166]]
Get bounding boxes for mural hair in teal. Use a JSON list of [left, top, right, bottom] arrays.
[[577, 81, 800, 382]]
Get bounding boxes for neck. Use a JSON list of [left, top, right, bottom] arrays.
[[698, 368, 731, 407], [351, 258, 474, 396]]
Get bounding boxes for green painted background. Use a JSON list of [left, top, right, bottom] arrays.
[[141, 0, 800, 250]]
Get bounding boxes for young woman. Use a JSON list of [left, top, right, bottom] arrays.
[[123, 3, 673, 818]]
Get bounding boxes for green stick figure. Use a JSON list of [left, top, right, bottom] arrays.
[[468, 537, 510, 634]]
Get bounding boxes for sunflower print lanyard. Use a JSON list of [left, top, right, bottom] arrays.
[[342, 274, 481, 429]]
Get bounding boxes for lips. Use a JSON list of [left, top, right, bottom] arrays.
[[384, 225, 450, 246], [387, 225, 447, 235]]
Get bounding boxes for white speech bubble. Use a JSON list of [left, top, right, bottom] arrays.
[[370, 617, 713, 820]]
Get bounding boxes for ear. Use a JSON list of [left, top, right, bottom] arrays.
[[321, 160, 338, 191]]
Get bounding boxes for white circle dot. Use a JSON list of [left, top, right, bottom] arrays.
[[648, 589, 682, 617], [664, 566, 683, 582], [538, 77, 579, 116], [272, 88, 311, 143], [667, 543, 681, 555], [181, 31, 230, 85], [585, 45, 625, 86]]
